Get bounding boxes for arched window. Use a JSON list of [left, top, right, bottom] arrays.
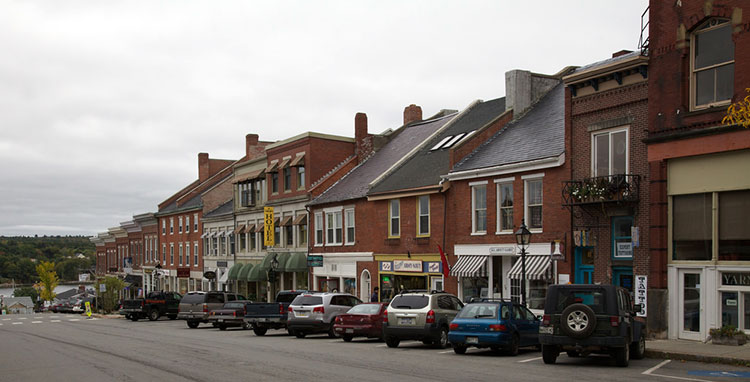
[[692, 18, 734, 109], [360, 269, 371, 302]]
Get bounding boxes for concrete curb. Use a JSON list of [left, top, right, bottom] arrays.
[[90, 313, 124, 319], [645, 349, 750, 367]]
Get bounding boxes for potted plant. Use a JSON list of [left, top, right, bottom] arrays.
[[709, 325, 747, 346]]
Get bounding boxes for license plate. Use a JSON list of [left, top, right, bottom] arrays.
[[297, 312, 308, 318], [539, 326, 553, 334], [466, 337, 479, 344], [398, 318, 414, 325], [345, 328, 354, 334], [259, 318, 268, 322], [218, 319, 224, 323]]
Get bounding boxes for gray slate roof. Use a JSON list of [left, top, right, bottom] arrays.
[[309, 114, 456, 206], [204, 199, 234, 218], [54, 289, 79, 300], [451, 83, 564, 173], [369, 97, 506, 195], [158, 193, 203, 214], [3, 296, 34, 307], [571, 50, 643, 75]]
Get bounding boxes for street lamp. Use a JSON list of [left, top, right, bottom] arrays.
[[155, 264, 162, 292], [515, 219, 532, 306]]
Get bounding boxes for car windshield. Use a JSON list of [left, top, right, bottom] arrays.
[[223, 302, 244, 309], [390, 295, 429, 309], [456, 303, 498, 319], [291, 296, 323, 306], [347, 304, 381, 314], [181, 294, 205, 304], [555, 289, 607, 314]]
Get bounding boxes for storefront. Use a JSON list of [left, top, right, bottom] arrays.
[[312, 252, 372, 297], [667, 150, 750, 341], [452, 243, 555, 313], [374, 254, 444, 303]]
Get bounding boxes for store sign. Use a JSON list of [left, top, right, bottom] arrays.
[[489, 246, 514, 255], [307, 255, 323, 267], [264, 206, 275, 247], [634, 275, 647, 317], [203, 271, 216, 280], [616, 242, 633, 258], [177, 267, 190, 278], [380, 262, 392, 272], [426, 262, 441, 273], [393, 260, 422, 272], [722, 273, 750, 286], [217, 261, 228, 267]]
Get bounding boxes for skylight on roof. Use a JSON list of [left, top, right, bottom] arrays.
[[430, 136, 453, 151], [441, 133, 466, 149], [456, 130, 477, 146]]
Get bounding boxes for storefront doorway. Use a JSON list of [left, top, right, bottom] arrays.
[[679, 269, 702, 340], [379, 274, 426, 302], [575, 247, 594, 284]]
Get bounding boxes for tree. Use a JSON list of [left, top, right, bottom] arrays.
[[13, 286, 38, 303], [723, 88, 750, 128], [100, 276, 126, 313], [36, 261, 59, 303]]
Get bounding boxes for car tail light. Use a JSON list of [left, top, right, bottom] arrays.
[[280, 304, 285, 315], [449, 323, 459, 331], [489, 324, 507, 332], [233, 311, 237, 317], [542, 314, 551, 326], [288, 306, 293, 313], [141, 300, 144, 307], [335, 316, 342, 324], [426, 310, 435, 324], [610, 316, 619, 327], [203, 303, 208, 313], [313, 306, 324, 314], [382, 310, 388, 324]]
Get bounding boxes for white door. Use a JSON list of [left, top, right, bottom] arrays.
[[678, 269, 703, 340], [431, 276, 443, 292], [360, 270, 371, 302]]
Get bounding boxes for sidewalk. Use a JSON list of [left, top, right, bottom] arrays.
[[646, 339, 750, 366]]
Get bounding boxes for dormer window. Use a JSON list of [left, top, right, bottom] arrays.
[[692, 18, 734, 109]]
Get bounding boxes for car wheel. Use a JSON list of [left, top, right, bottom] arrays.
[[453, 344, 467, 355], [614, 344, 630, 367], [287, 328, 296, 336], [630, 335, 646, 360], [187, 320, 199, 329], [506, 333, 520, 356], [125, 314, 131, 320], [342, 335, 353, 342], [560, 303, 597, 339], [328, 322, 337, 338], [253, 326, 268, 336], [219, 324, 227, 331], [148, 309, 159, 321], [542, 345, 558, 364], [385, 337, 400, 348], [433, 326, 449, 349], [295, 331, 306, 339]]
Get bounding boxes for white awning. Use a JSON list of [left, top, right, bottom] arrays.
[[224, 229, 234, 237], [450, 255, 488, 278], [218, 269, 229, 283], [507, 255, 552, 280], [216, 231, 226, 238], [201, 231, 210, 239]]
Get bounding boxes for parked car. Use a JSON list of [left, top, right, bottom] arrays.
[[178, 291, 246, 329], [122, 291, 181, 321], [448, 299, 540, 355], [538, 284, 645, 367], [287, 292, 362, 338], [244, 290, 308, 336], [333, 302, 387, 342], [208, 301, 251, 330], [383, 290, 464, 349]]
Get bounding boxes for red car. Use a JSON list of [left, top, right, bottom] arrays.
[[333, 303, 387, 342]]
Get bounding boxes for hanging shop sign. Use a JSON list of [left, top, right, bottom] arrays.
[[307, 255, 323, 267], [634, 275, 647, 317], [264, 206, 275, 247]]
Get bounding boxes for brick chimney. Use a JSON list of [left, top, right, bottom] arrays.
[[355, 112, 372, 163], [198, 152, 209, 182], [403, 104, 423, 126], [246, 134, 259, 157]]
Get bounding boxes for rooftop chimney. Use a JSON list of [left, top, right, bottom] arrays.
[[246, 134, 259, 157], [355, 112, 372, 163], [403, 104, 423, 126], [612, 49, 633, 58], [505, 70, 559, 116], [198, 152, 209, 182]]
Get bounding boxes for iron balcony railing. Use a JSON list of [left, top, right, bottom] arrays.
[[562, 174, 641, 206]]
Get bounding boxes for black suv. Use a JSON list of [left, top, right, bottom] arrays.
[[538, 284, 645, 367]]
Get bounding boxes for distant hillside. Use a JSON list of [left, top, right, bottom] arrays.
[[0, 236, 95, 284]]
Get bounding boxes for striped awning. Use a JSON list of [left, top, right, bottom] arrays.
[[450, 255, 488, 278], [236, 225, 246, 234], [508, 255, 552, 280], [201, 231, 210, 239]]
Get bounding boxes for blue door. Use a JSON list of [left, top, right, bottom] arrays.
[[575, 247, 595, 284], [613, 267, 634, 292]]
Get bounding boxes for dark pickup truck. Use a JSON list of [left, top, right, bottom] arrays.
[[244, 290, 307, 336], [121, 291, 182, 321]]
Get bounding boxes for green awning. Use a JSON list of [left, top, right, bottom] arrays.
[[275, 253, 291, 272], [259, 252, 278, 271], [247, 264, 268, 282], [238, 263, 254, 281], [227, 263, 244, 280], [285, 252, 309, 272]]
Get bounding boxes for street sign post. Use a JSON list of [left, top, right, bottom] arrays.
[[264, 207, 275, 247]]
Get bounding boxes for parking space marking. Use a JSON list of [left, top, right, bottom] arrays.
[[12, 322, 22, 325], [68, 319, 80, 322], [31, 321, 43, 324], [50, 320, 61, 323], [18, 317, 27, 320], [518, 356, 542, 363], [642, 360, 713, 382], [34, 317, 43, 319]]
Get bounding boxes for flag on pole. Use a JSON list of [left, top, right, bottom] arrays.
[[438, 245, 450, 276]]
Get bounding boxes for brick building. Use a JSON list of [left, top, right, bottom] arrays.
[[645, 0, 750, 341], [562, 51, 658, 333]]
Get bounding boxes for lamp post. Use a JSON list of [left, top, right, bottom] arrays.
[[515, 219, 532, 306], [154, 264, 162, 292], [269, 255, 279, 298]]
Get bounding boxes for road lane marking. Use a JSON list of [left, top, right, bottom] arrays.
[[34, 316, 43, 319], [32, 321, 43, 324], [50, 320, 61, 323], [518, 357, 543, 363], [12, 322, 22, 325], [643, 359, 670, 375], [68, 319, 80, 322], [439, 350, 454, 354], [18, 317, 27, 320]]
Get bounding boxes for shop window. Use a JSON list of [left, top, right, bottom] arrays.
[[417, 195, 430, 237], [389, 199, 400, 238], [471, 183, 487, 234], [497, 182, 513, 232], [719, 190, 750, 261], [692, 19, 734, 109], [612, 216, 634, 260], [525, 178, 543, 230], [461, 276, 488, 303], [345, 208, 355, 244], [528, 280, 549, 310], [510, 278, 521, 304], [344, 278, 356, 296], [592, 128, 628, 177], [673, 193, 712, 261]]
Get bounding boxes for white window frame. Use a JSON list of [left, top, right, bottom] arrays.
[[297, 166, 306, 190], [194, 242, 199, 266], [523, 173, 544, 233], [417, 195, 430, 237], [178, 216, 183, 234], [389, 199, 400, 238], [185, 216, 190, 233], [185, 242, 190, 266], [178, 243, 183, 266], [691, 18, 734, 110], [495, 177, 515, 234], [193, 213, 198, 231], [470, 181, 488, 235], [326, 210, 343, 246], [314, 212, 324, 247], [345, 208, 355, 245], [170, 243, 174, 265], [591, 127, 629, 177], [169, 218, 174, 234], [162, 220, 166, 235], [162, 244, 166, 265]]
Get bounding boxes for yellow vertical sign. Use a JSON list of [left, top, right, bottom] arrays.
[[264, 207, 275, 247]]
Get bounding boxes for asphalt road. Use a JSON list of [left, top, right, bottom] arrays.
[[1, 313, 748, 381]]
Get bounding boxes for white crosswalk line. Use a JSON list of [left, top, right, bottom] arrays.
[[32, 321, 43, 324], [34, 317, 43, 319], [50, 320, 61, 323], [68, 319, 80, 322], [12, 322, 22, 325], [18, 317, 27, 320]]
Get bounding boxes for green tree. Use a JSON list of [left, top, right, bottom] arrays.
[[13, 286, 38, 303], [723, 88, 750, 128], [100, 276, 126, 313], [36, 261, 59, 303]]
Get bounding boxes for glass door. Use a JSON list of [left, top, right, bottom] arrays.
[[679, 269, 702, 340], [575, 247, 594, 284]]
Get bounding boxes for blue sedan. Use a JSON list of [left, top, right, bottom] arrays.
[[448, 300, 541, 355]]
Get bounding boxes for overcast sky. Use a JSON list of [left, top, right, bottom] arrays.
[[0, 0, 649, 237]]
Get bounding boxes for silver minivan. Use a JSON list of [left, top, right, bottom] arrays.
[[287, 293, 362, 338]]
